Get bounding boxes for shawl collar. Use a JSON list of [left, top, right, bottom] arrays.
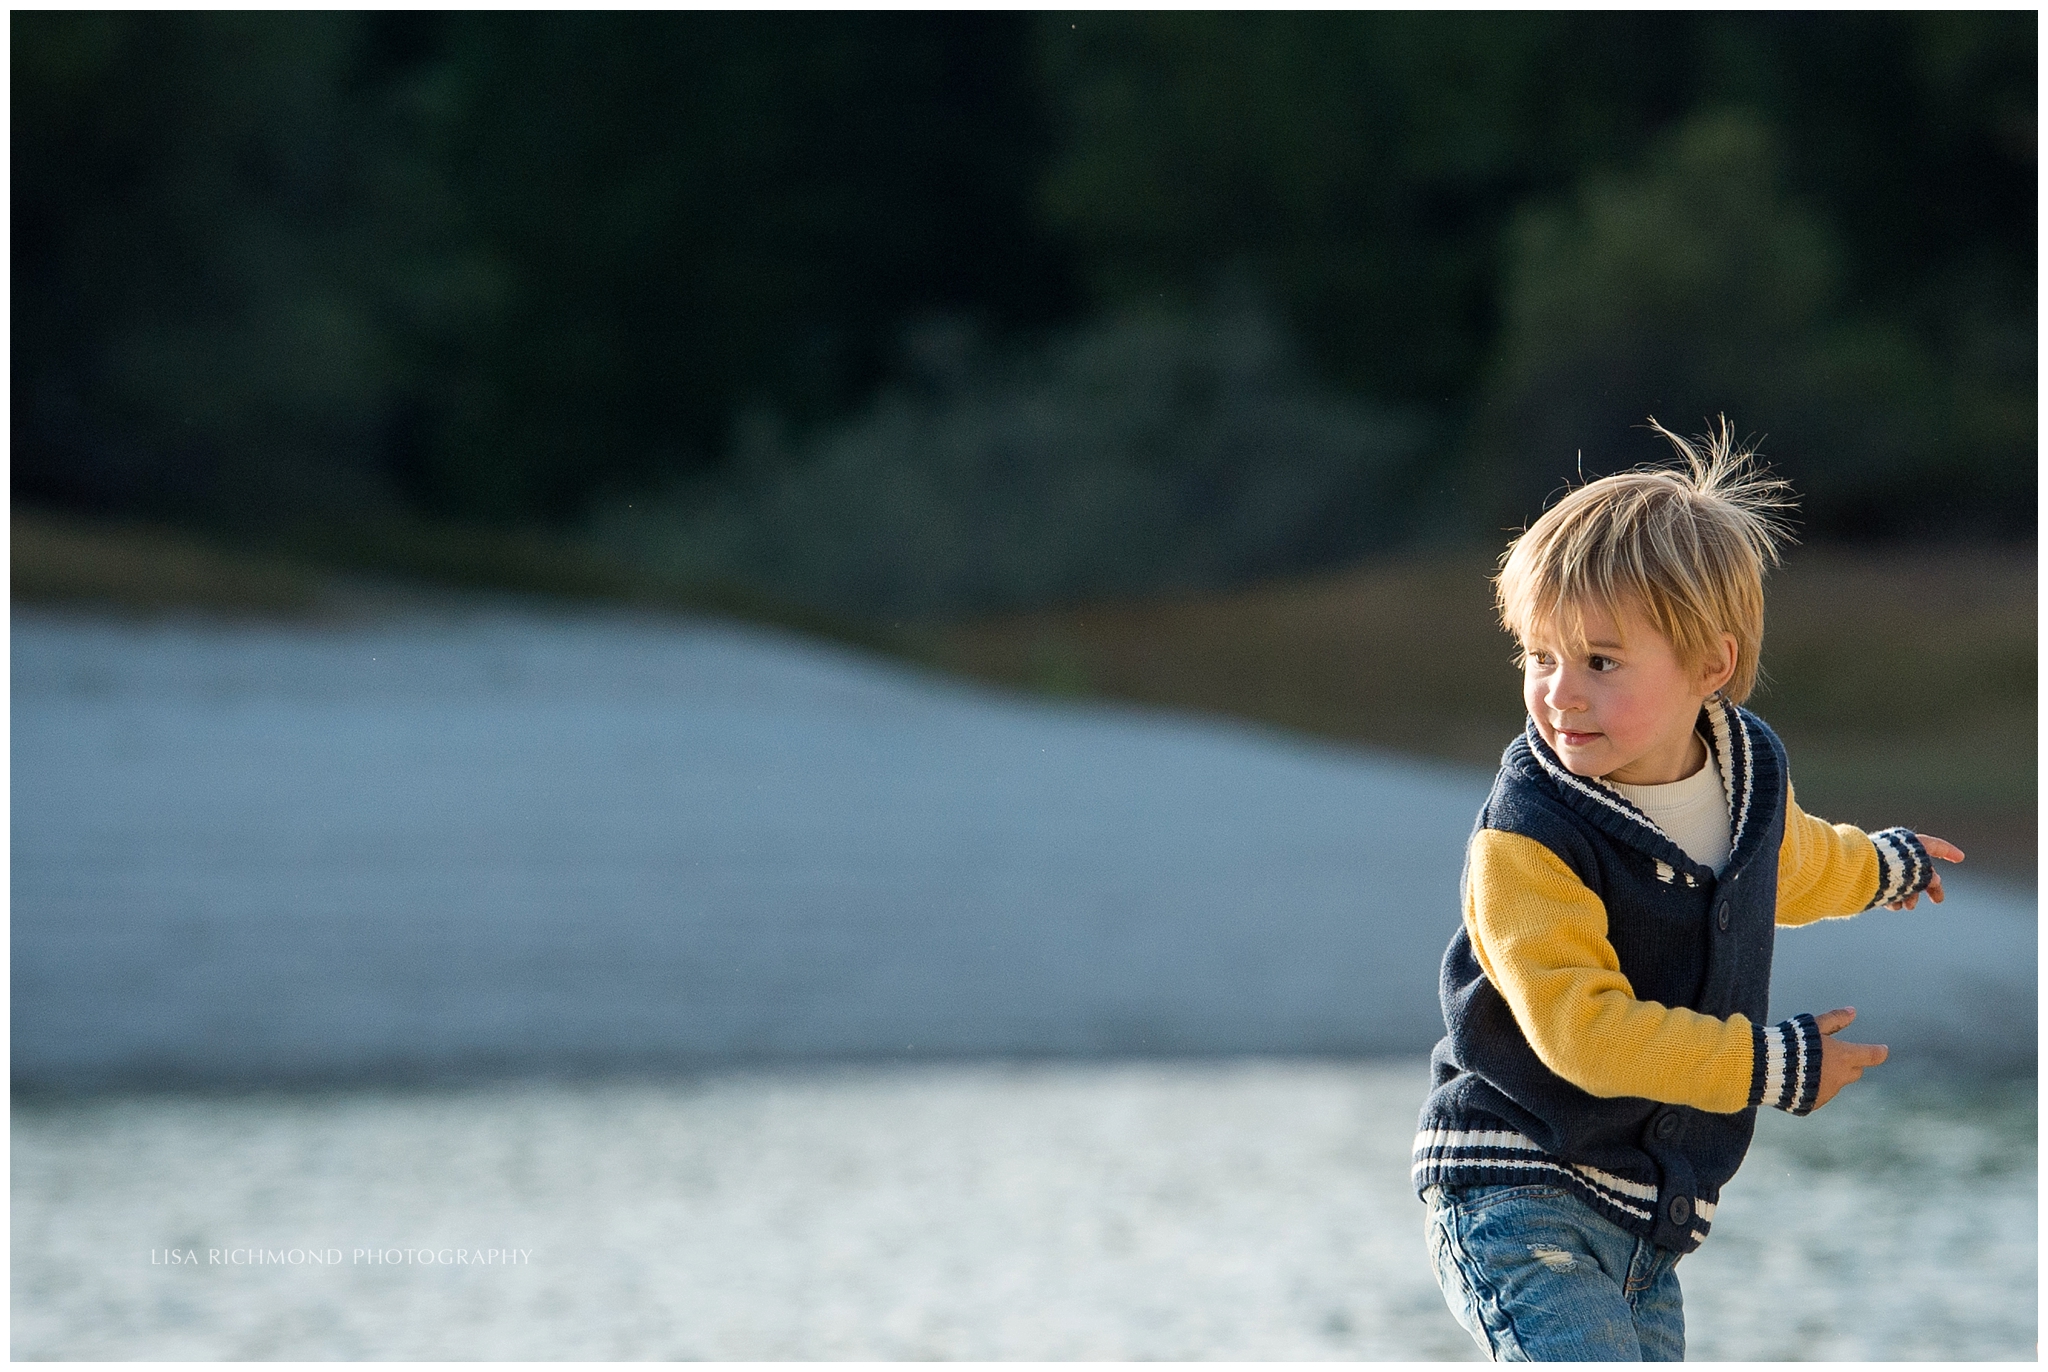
[[1516, 695, 1781, 880]]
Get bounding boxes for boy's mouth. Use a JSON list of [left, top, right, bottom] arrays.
[[1554, 728, 1601, 748]]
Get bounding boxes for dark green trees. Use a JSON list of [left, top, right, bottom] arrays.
[[13, 11, 2033, 588]]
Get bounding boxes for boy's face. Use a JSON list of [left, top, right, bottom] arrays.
[[1519, 600, 1734, 786]]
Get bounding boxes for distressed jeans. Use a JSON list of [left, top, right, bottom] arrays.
[[1423, 1182, 1686, 1361]]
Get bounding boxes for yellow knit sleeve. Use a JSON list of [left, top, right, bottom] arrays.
[[1775, 784, 1880, 927], [1465, 828, 1756, 1113]]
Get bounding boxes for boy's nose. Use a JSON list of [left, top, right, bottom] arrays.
[[1543, 674, 1585, 713]]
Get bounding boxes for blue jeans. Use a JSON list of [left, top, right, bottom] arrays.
[[1423, 1182, 1686, 1361]]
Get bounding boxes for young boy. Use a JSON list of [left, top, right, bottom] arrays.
[[1414, 418, 1964, 1362]]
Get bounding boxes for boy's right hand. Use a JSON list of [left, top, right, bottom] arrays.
[[1810, 1006, 1886, 1110]]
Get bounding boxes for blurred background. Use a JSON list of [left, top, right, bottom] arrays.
[[11, 11, 2035, 1360]]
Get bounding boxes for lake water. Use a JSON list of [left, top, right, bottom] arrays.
[[11, 603, 2037, 1358], [11, 1063, 2034, 1360]]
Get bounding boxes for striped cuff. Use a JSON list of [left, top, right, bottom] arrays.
[[1748, 1014, 1823, 1115], [1865, 827, 1933, 909]]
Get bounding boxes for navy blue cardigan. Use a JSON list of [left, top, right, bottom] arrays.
[[1413, 698, 1931, 1253]]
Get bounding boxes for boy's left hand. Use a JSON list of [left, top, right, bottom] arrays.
[[1884, 834, 1964, 910]]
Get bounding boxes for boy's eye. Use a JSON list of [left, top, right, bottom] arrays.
[[1588, 655, 1618, 672]]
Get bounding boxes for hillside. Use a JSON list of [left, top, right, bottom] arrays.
[[15, 509, 2035, 876], [936, 544, 2036, 876]]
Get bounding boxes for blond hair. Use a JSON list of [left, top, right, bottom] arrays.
[[1495, 417, 1795, 704]]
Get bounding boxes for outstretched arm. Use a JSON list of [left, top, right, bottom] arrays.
[[1777, 784, 1961, 925], [1467, 829, 1763, 1113]]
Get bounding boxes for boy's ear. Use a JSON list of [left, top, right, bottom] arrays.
[[1698, 631, 1739, 696]]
